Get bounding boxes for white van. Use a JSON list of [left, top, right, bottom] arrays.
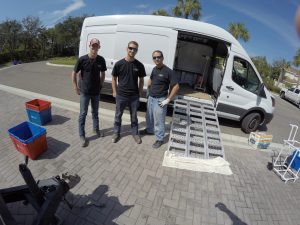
[[79, 15, 275, 133]]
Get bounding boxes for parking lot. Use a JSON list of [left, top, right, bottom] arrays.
[[1, 62, 300, 225]]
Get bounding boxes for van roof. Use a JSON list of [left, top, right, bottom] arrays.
[[83, 15, 248, 56]]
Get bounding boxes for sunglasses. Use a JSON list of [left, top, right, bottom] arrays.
[[128, 47, 138, 52], [152, 56, 162, 60]]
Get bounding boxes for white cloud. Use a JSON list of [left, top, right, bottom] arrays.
[[136, 4, 150, 9], [42, 0, 86, 27], [215, 1, 299, 49], [201, 15, 215, 23]]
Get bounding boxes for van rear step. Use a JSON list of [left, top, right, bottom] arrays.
[[167, 97, 225, 159]]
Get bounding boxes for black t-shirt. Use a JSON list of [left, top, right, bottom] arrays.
[[112, 58, 146, 96], [74, 54, 107, 95], [149, 65, 178, 98]]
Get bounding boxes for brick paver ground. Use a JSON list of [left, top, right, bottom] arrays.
[[1, 89, 300, 225]]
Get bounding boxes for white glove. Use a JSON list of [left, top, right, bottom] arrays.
[[159, 98, 170, 107]]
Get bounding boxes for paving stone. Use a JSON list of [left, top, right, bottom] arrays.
[[2, 89, 300, 225]]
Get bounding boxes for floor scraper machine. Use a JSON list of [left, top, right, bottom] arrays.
[[0, 156, 80, 225]]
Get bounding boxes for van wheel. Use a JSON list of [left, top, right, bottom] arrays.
[[280, 92, 285, 99], [241, 113, 261, 133]]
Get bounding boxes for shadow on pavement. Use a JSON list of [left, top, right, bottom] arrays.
[[64, 184, 133, 225], [218, 118, 241, 129], [89, 122, 147, 142], [47, 115, 70, 125], [38, 137, 70, 159], [215, 202, 247, 225]]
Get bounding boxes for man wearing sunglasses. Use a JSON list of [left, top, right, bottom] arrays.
[[72, 38, 107, 147], [141, 50, 179, 148], [111, 41, 146, 144]]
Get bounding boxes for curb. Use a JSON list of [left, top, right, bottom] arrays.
[[0, 83, 284, 151], [46, 62, 74, 68]]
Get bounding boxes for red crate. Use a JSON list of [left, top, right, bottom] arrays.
[[25, 99, 51, 112], [9, 134, 48, 160]]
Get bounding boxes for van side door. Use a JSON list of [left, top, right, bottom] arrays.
[[217, 54, 263, 120]]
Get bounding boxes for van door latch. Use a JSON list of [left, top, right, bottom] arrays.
[[226, 86, 234, 91]]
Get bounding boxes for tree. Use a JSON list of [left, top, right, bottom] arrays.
[[271, 58, 290, 81], [172, 0, 201, 20], [152, 9, 170, 16], [22, 16, 43, 59], [294, 48, 300, 67], [0, 19, 22, 60], [251, 56, 270, 78], [55, 16, 86, 55], [228, 22, 250, 42]]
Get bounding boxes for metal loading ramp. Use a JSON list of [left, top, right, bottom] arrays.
[[167, 97, 225, 159]]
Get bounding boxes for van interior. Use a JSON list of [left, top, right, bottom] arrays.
[[173, 31, 229, 102]]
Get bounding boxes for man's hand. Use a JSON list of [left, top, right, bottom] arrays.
[[112, 91, 116, 97], [159, 98, 170, 107], [75, 87, 80, 95]]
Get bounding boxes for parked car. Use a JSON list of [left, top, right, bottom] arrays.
[[280, 87, 300, 108], [79, 15, 275, 133]]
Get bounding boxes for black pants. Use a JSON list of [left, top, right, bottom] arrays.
[[114, 95, 139, 135]]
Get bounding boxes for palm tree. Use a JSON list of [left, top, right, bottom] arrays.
[[172, 0, 201, 20], [294, 48, 300, 67], [228, 22, 250, 42], [152, 9, 170, 17]]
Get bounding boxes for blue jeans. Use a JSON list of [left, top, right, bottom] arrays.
[[146, 96, 167, 141], [114, 95, 139, 135], [79, 93, 100, 137]]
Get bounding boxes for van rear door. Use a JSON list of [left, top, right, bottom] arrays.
[[81, 25, 117, 83], [114, 25, 178, 89]]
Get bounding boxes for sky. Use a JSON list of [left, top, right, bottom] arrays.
[[0, 0, 299, 65]]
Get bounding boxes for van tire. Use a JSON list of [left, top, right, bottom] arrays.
[[241, 113, 261, 133], [280, 92, 285, 99]]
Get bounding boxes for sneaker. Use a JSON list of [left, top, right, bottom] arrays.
[[132, 135, 142, 144], [80, 136, 88, 147], [139, 128, 153, 135], [152, 140, 163, 149], [93, 130, 104, 138], [112, 134, 120, 143]]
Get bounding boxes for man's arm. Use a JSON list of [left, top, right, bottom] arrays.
[[71, 71, 80, 95], [100, 71, 105, 87], [147, 78, 152, 89], [167, 83, 180, 100], [112, 75, 117, 97], [159, 83, 180, 107], [138, 77, 144, 96]]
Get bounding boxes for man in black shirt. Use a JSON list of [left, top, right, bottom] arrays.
[[72, 38, 107, 147], [111, 41, 146, 144], [141, 50, 179, 148]]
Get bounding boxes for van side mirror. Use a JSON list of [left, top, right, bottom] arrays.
[[257, 83, 266, 98]]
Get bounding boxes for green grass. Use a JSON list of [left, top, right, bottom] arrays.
[[0, 62, 12, 68], [49, 56, 77, 65]]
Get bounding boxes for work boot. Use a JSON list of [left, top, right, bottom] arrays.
[[80, 136, 88, 147], [132, 135, 142, 144], [139, 128, 153, 135], [112, 134, 120, 143], [152, 140, 163, 149], [93, 129, 104, 138]]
